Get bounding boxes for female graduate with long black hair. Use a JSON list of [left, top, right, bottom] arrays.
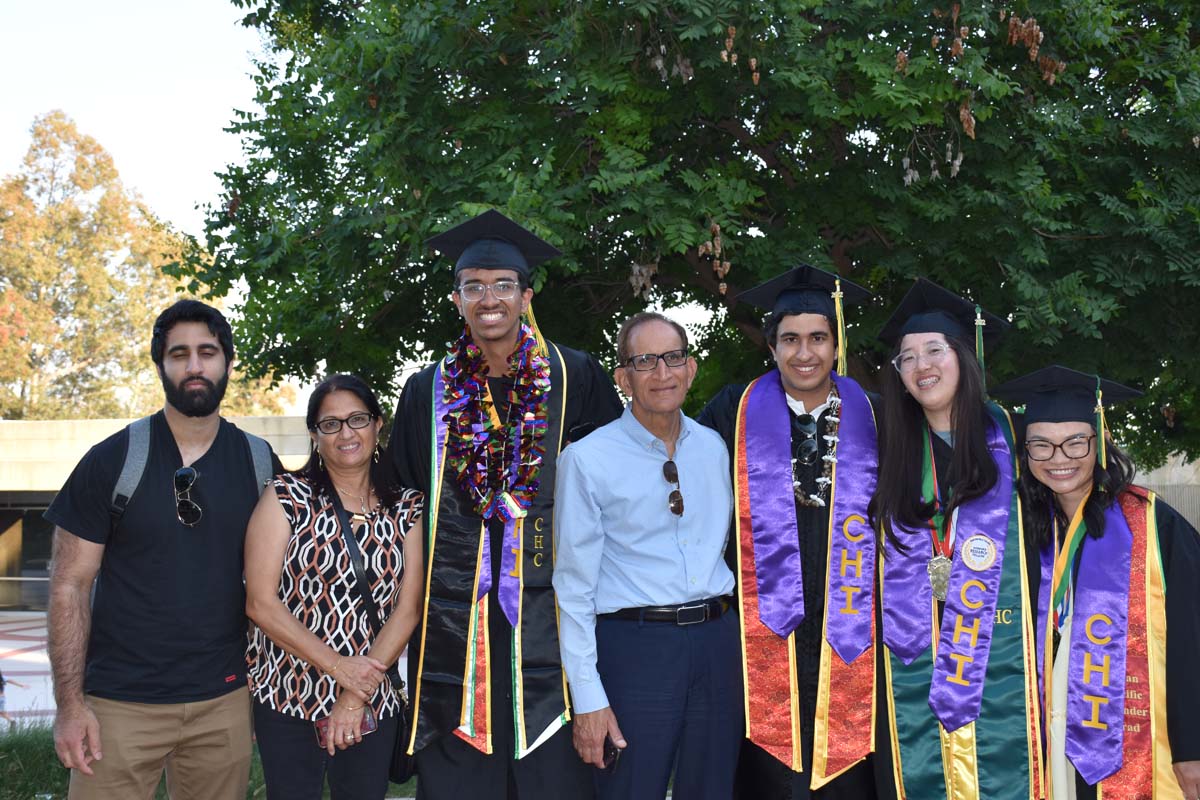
[[991, 366, 1200, 800], [868, 279, 1042, 800]]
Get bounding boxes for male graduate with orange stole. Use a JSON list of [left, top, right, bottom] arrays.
[[698, 265, 880, 799], [991, 366, 1200, 800]]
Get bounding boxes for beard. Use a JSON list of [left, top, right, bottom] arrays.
[[162, 371, 229, 417]]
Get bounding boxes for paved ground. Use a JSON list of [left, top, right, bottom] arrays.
[[0, 611, 54, 724]]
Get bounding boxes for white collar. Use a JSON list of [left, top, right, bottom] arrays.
[[785, 391, 833, 419]]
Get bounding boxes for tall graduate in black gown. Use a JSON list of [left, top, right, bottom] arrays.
[[991, 366, 1200, 800], [698, 265, 880, 800], [386, 210, 622, 800]]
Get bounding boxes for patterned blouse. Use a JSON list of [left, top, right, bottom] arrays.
[[247, 473, 424, 721]]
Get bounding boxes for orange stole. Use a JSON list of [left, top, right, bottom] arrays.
[[454, 553, 492, 753], [1097, 491, 1178, 800], [734, 387, 875, 780]]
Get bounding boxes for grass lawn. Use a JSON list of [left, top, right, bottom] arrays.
[[0, 723, 417, 799]]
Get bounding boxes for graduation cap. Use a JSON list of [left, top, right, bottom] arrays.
[[426, 209, 562, 280], [990, 365, 1142, 468], [737, 264, 872, 375], [878, 278, 1009, 371]]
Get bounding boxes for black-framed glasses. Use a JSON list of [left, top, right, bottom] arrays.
[[626, 349, 688, 372], [456, 280, 521, 302], [793, 414, 819, 466], [1026, 434, 1096, 462], [313, 412, 375, 435], [174, 466, 202, 527], [663, 459, 684, 516]]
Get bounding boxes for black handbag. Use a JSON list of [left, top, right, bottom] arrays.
[[329, 491, 416, 784]]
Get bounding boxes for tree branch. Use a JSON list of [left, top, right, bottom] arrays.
[[1032, 228, 1111, 241], [705, 119, 799, 190]]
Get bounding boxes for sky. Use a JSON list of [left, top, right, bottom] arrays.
[[0, 0, 263, 238]]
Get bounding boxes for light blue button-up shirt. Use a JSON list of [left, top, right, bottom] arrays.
[[553, 405, 735, 714]]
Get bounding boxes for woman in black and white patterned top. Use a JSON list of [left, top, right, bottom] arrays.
[[246, 374, 424, 800]]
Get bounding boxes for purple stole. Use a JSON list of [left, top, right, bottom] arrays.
[[881, 415, 1013, 731], [1035, 488, 1172, 798], [737, 370, 878, 781]]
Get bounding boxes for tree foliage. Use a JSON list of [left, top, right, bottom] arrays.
[[0, 111, 295, 420], [190, 0, 1200, 467]]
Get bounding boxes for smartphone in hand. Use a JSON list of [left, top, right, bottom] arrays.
[[602, 734, 621, 769], [314, 705, 379, 748]]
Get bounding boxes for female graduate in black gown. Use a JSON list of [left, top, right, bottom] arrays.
[[992, 365, 1200, 800]]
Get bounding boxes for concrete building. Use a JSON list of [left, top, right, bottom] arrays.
[[0, 417, 310, 610]]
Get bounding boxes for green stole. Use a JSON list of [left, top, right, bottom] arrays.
[[883, 406, 1044, 799]]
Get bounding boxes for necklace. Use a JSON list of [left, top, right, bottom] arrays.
[[791, 385, 840, 508], [443, 323, 551, 522], [922, 425, 953, 601], [333, 484, 375, 524]]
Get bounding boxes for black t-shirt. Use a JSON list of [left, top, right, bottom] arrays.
[[44, 411, 278, 704]]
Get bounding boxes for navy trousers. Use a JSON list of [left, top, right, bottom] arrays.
[[253, 701, 398, 800], [594, 610, 742, 800]]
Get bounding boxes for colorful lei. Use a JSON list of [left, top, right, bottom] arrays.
[[442, 323, 551, 522]]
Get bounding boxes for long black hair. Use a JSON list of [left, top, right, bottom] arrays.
[[1018, 433, 1136, 548], [869, 335, 999, 552], [297, 373, 401, 507]]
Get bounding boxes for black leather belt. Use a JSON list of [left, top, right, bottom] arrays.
[[599, 596, 731, 625]]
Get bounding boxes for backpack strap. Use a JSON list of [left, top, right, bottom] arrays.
[[110, 416, 153, 526], [243, 431, 273, 495]]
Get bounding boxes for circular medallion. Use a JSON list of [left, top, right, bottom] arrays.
[[961, 534, 997, 572]]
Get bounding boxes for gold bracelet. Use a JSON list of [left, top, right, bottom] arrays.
[[344, 703, 364, 711], [328, 657, 343, 675]]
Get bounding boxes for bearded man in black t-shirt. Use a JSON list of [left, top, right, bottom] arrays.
[[44, 300, 281, 800]]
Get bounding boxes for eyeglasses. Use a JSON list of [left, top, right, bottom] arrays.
[[891, 344, 951, 374], [174, 466, 202, 527], [1026, 434, 1096, 462], [663, 459, 684, 516], [626, 349, 688, 372], [456, 280, 521, 302], [793, 414, 819, 466], [313, 412, 375, 435]]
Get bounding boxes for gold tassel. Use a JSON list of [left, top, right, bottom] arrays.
[[524, 301, 549, 358], [1095, 378, 1108, 469], [834, 279, 847, 375]]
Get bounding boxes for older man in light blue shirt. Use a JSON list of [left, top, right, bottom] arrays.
[[554, 311, 741, 800]]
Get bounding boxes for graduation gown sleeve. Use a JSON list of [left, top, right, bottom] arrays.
[[696, 383, 747, 457], [387, 363, 437, 501], [1157, 498, 1200, 763], [558, 345, 622, 443]]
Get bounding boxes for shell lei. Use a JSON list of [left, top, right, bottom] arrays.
[[442, 323, 551, 522]]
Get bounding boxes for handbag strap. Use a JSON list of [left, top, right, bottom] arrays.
[[329, 489, 404, 691]]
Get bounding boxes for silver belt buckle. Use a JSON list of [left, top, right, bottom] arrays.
[[675, 603, 708, 625]]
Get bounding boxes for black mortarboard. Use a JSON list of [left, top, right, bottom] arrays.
[[991, 365, 1141, 468], [738, 264, 873, 375], [878, 278, 1009, 354], [425, 209, 562, 279], [737, 264, 873, 319], [990, 365, 1142, 425]]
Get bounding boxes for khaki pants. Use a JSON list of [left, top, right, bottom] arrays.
[[68, 688, 252, 800]]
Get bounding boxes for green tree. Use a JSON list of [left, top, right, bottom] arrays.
[[190, 0, 1200, 466], [0, 111, 295, 419]]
